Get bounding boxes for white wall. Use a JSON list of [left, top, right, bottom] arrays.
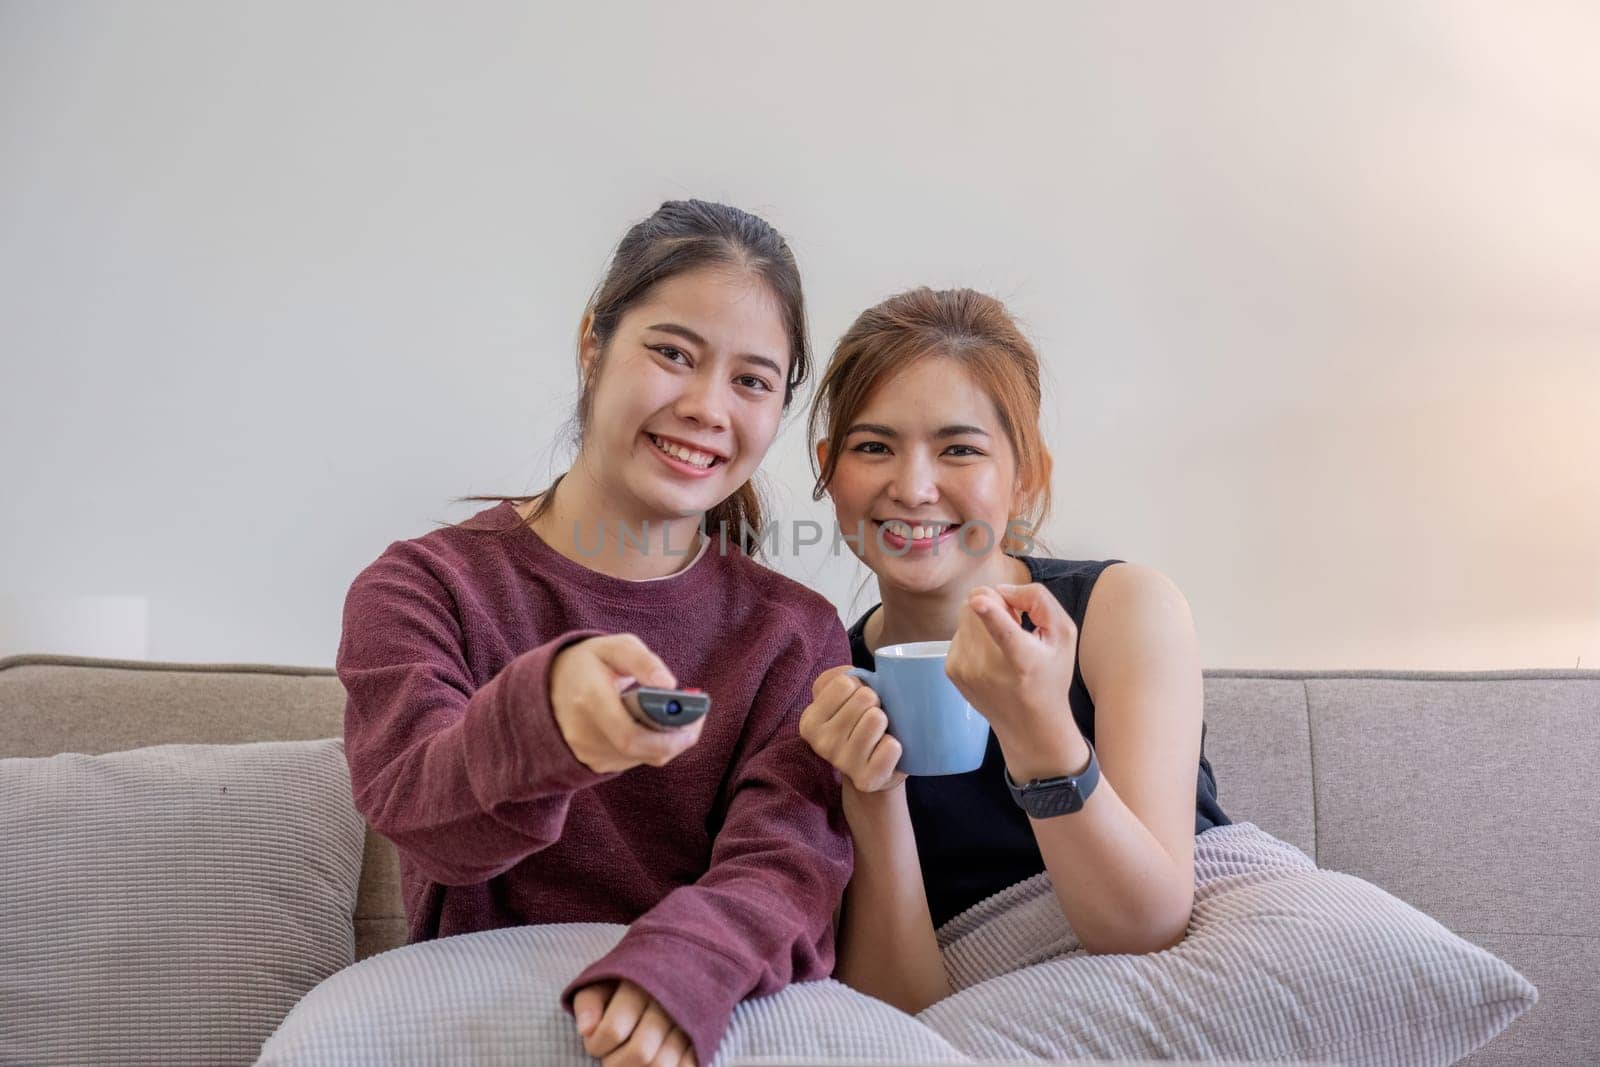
[[3, 1, 1597, 669]]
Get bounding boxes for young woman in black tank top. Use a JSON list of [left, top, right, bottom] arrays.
[[798, 288, 1229, 1014]]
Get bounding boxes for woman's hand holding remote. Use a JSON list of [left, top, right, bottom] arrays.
[[550, 634, 704, 774]]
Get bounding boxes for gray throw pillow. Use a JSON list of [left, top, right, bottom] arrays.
[[0, 740, 365, 1066], [919, 821, 1538, 1065], [257, 923, 968, 1065]]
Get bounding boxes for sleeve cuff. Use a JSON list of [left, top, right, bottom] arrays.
[[462, 629, 614, 803], [561, 929, 749, 1067]]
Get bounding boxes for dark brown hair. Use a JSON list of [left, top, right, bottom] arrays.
[[462, 200, 810, 554], [808, 287, 1053, 552]]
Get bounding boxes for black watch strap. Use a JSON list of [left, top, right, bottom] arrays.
[[1005, 740, 1100, 818]]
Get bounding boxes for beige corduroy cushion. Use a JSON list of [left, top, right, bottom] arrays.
[[921, 823, 1538, 1065], [257, 824, 1535, 1067], [0, 739, 364, 1066]]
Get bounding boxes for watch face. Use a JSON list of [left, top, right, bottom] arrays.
[[1023, 781, 1083, 818], [1007, 744, 1098, 818]]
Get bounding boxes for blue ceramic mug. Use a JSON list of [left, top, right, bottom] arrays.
[[848, 640, 991, 776]]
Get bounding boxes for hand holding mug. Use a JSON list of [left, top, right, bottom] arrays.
[[799, 665, 907, 794], [845, 642, 991, 777]]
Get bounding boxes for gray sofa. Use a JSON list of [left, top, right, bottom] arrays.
[[1, 654, 1594, 1063]]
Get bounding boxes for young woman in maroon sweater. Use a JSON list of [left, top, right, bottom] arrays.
[[798, 287, 1228, 1014], [337, 201, 852, 1067]]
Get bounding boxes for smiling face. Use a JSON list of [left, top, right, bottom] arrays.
[[577, 266, 791, 525], [822, 355, 1026, 596]]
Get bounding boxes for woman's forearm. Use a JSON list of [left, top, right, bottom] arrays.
[[1001, 726, 1194, 955], [834, 784, 952, 1014]]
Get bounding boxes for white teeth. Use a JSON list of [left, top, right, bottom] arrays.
[[651, 435, 715, 469], [884, 521, 949, 541]]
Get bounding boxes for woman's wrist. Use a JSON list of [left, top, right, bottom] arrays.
[[994, 721, 1091, 783], [841, 779, 909, 832]]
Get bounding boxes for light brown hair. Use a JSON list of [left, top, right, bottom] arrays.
[[808, 287, 1053, 551]]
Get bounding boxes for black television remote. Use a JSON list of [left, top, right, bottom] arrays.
[[621, 684, 711, 731]]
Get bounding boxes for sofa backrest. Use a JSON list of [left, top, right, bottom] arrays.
[[4, 655, 1595, 1063], [1201, 667, 1599, 1066]]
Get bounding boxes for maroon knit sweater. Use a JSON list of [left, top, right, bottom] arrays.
[[336, 502, 853, 1063]]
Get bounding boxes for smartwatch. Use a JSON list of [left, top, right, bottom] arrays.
[[1004, 740, 1100, 818]]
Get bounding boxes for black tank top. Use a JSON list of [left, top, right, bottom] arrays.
[[847, 556, 1230, 928]]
